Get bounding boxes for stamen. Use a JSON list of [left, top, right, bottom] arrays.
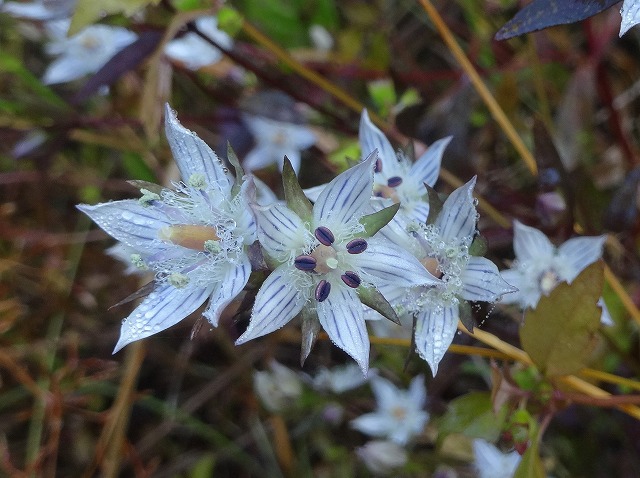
[[294, 254, 317, 271], [130, 254, 147, 270], [188, 173, 207, 189], [387, 176, 403, 188], [315, 279, 331, 302], [341, 271, 361, 288], [346, 238, 368, 254], [315, 226, 335, 246], [139, 188, 160, 206], [168, 272, 189, 288], [374, 157, 383, 173]]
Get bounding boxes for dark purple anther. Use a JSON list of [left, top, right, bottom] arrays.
[[315, 226, 335, 246], [341, 271, 361, 288], [387, 176, 403, 188], [374, 157, 383, 173], [346, 238, 368, 254], [294, 254, 317, 271], [315, 279, 331, 302]]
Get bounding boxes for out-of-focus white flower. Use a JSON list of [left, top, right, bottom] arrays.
[[78, 105, 256, 352], [236, 155, 439, 373], [375, 178, 516, 374], [2, 0, 75, 20], [356, 440, 408, 475], [164, 16, 232, 70], [472, 439, 521, 478], [308, 363, 374, 393], [309, 24, 333, 52], [500, 220, 611, 325], [42, 19, 137, 84], [242, 115, 316, 173], [620, 0, 640, 36], [253, 360, 303, 412], [350, 375, 429, 445]]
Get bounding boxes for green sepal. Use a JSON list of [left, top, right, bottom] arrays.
[[469, 235, 488, 256], [127, 180, 166, 196], [300, 307, 320, 366], [359, 203, 400, 238], [357, 285, 400, 325], [217, 6, 243, 37], [403, 314, 419, 372], [425, 183, 444, 225], [227, 141, 244, 198], [282, 156, 313, 222], [458, 300, 475, 333]]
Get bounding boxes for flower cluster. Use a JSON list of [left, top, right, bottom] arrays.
[[80, 104, 610, 377]]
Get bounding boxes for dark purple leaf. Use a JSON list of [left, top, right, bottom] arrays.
[[73, 31, 164, 103], [495, 0, 621, 40]]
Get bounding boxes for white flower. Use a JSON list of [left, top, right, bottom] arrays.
[[356, 440, 408, 475], [42, 19, 137, 84], [620, 0, 640, 36], [253, 361, 303, 412], [378, 178, 516, 375], [236, 154, 439, 373], [350, 375, 429, 445], [164, 16, 232, 70], [242, 114, 316, 174], [78, 105, 256, 352], [2, 0, 75, 20], [472, 439, 521, 478], [308, 363, 374, 393], [500, 220, 611, 325]]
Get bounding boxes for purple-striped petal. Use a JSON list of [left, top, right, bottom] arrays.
[[235, 267, 307, 344], [557, 235, 606, 282], [253, 202, 308, 259], [317, 285, 370, 374], [164, 104, 232, 194], [113, 283, 213, 353], [411, 136, 451, 188], [414, 304, 458, 376], [349, 238, 440, 288], [77, 200, 170, 253], [460, 257, 518, 302], [313, 154, 375, 231], [359, 109, 398, 171], [512, 220, 555, 262], [437, 177, 477, 243], [202, 256, 251, 326]]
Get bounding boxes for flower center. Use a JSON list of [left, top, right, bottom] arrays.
[[373, 184, 400, 203], [390, 406, 407, 421], [159, 224, 220, 251], [539, 269, 560, 295], [421, 257, 444, 279], [310, 244, 339, 274]]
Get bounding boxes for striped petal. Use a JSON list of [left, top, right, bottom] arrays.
[[414, 304, 458, 375], [253, 202, 308, 259], [313, 154, 375, 230], [236, 267, 307, 344], [164, 104, 232, 194], [512, 220, 555, 262], [460, 257, 518, 302], [620, 0, 640, 36], [349, 238, 440, 288], [437, 177, 477, 243], [113, 283, 213, 352], [359, 109, 398, 171], [77, 200, 169, 253], [557, 235, 606, 282], [203, 257, 251, 326], [318, 285, 370, 374], [411, 136, 451, 188]]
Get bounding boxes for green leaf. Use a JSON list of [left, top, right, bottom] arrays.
[[282, 157, 313, 222], [121, 152, 156, 182], [359, 203, 400, 238], [357, 286, 400, 325], [69, 0, 161, 35], [459, 300, 474, 333], [469, 235, 488, 256], [227, 142, 244, 198], [437, 392, 507, 442], [520, 261, 604, 378], [514, 422, 545, 478]]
